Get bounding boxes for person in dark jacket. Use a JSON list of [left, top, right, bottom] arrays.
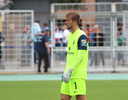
[[93, 26, 105, 66], [0, 32, 5, 69], [36, 30, 50, 72]]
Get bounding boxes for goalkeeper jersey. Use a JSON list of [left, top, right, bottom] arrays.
[[65, 28, 88, 79]]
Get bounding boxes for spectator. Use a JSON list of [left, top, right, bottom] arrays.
[[36, 31, 50, 72], [33, 21, 41, 64], [117, 21, 121, 32], [89, 25, 98, 66], [41, 29, 47, 35], [21, 26, 31, 66], [46, 29, 51, 65], [58, 24, 63, 32], [35, 20, 41, 33], [117, 21, 124, 38], [54, 24, 64, 62], [118, 23, 123, 38], [86, 24, 92, 46], [55, 25, 60, 33], [55, 24, 61, 47], [62, 24, 69, 47], [0, 32, 4, 69], [93, 26, 105, 66], [117, 32, 124, 66], [46, 29, 51, 45], [59, 24, 70, 65], [43, 23, 49, 30]]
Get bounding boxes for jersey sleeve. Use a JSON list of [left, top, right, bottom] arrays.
[[71, 50, 86, 70], [70, 34, 88, 70], [78, 34, 88, 50]]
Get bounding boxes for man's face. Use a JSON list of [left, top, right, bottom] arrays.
[[65, 16, 74, 29]]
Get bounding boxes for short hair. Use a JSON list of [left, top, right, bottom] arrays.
[[44, 23, 48, 27], [66, 12, 80, 25], [35, 20, 40, 24], [86, 24, 90, 29], [41, 29, 46, 33]]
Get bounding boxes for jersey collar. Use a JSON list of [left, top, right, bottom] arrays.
[[71, 28, 80, 36]]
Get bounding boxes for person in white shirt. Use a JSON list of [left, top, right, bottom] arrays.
[[33, 20, 42, 64], [59, 24, 70, 65], [62, 24, 70, 47]]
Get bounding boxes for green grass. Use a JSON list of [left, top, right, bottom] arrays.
[[0, 80, 128, 100]]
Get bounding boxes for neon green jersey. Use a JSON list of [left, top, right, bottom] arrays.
[[65, 29, 88, 79]]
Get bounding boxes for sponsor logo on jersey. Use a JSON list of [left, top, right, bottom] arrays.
[[67, 52, 74, 54]]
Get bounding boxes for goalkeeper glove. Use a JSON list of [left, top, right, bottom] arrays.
[[61, 67, 73, 83]]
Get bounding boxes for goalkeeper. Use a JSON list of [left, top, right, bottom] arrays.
[[61, 12, 88, 100]]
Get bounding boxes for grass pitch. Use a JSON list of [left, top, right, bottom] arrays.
[[0, 80, 128, 100]]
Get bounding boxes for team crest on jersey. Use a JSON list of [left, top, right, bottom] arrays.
[[81, 39, 87, 46]]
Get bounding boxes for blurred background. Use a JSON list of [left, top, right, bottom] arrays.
[[0, 0, 128, 73]]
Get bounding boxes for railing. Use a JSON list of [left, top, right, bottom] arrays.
[[51, 2, 128, 13]]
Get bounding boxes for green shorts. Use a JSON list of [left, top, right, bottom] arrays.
[[61, 78, 86, 96]]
